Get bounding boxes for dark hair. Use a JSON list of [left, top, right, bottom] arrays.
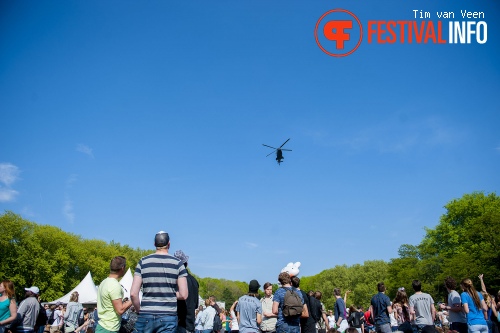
[[278, 272, 291, 285], [444, 277, 457, 290], [315, 291, 322, 300], [349, 305, 357, 313], [291, 276, 300, 288], [110, 256, 126, 273], [412, 280, 422, 292], [347, 328, 358, 333], [263, 282, 273, 290], [393, 289, 409, 306], [377, 282, 386, 292], [334, 288, 341, 296]]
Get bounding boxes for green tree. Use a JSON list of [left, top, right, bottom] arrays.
[[387, 192, 500, 300]]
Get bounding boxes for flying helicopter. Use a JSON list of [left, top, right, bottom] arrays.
[[262, 138, 292, 165]]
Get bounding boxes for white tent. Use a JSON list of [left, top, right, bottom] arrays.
[[119, 268, 134, 299], [50, 271, 98, 304]]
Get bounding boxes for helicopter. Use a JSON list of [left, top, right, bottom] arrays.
[[262, 138, 292, 165]]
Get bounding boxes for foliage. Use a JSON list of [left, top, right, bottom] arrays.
[[388, 192, 500, 301], [0, 211, 151, 301], [300, 260, 389, 310], [197, 277, 248, 307], [1, 191, 499, 307]]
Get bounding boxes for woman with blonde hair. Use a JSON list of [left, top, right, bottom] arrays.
[[64, 292, 83, 333], [200, 299, 217, 333], [0, 280, 17, 332], [460, 278, 488, 333], [478, 274, 499, 333]]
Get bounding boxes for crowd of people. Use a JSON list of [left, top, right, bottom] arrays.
[[1, 230, 499, 333]]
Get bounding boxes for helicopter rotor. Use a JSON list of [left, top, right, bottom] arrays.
[[279, 138, 290, 148]]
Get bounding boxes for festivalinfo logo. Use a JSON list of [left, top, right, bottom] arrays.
[[315, 8, 488, 57]]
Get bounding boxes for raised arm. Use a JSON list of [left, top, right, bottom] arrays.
[[344, 290, 351, 304], [479, 274, 487, 293]]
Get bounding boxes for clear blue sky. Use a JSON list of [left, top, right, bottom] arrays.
[[1, 0, 499, 287]]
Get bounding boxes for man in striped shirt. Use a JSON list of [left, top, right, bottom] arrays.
[[131, 231, 189, 333]]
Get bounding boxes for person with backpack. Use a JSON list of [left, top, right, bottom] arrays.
[[63, 292, 83, 333], [15, 287, 41, 333], [271, 272, 305, 333], [347, 306, 363, 333], [200, 300, 217, 333]]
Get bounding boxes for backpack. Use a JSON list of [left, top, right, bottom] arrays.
[[47, 310, 56, 325], [77, 308, 85, 326], [212, 312, 222, 332], [36, 304, 48, 329], [349, 312, 361, 327], [282, 288, 303, 317], [309, 297, 321, 322]]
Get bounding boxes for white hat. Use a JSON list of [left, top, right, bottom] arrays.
[[25, 286, 40, 294]]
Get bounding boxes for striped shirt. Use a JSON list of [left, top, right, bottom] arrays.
[[135, 253, 188, 315]]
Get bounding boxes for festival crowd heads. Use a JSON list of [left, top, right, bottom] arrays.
[[2, 231, 500, 333]]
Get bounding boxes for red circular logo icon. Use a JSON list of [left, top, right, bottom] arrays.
[[315, 9, 363, 57]]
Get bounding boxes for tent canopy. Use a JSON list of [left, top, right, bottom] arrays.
[[49, 271, 98, 304]]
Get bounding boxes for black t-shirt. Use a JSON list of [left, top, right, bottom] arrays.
[[177, 273, 200, 331], [299, 291, 316, 333]]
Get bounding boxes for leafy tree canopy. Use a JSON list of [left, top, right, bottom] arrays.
[[2, 191, 498, 307]]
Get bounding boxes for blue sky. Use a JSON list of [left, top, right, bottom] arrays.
[[1, 0, 499, 287]]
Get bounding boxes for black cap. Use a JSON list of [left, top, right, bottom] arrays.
[[155, 231, 170, 247], [249, 279, 260, 293]]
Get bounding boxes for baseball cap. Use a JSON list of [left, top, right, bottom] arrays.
[[25, 286, 40, 294], [154, 231, 170, 247]]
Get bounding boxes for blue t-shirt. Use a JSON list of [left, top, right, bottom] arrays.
[[273, 287, 304, 327], [236, 295, 262, 333], [371, 293, 391, 325], [335, 298, 346, 322], [461, 292, 487, 326]]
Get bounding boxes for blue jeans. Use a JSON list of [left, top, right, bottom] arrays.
[[468, 324, 488, 333], [134, 315, 178, 333], [375, 324, 392, 333], [276, 323, 300, 333]]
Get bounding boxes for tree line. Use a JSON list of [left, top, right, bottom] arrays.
[[1, 191, 498, 310]]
